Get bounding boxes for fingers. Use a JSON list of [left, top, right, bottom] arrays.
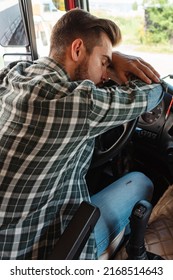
[[132, 58, 160, 84], [139, 58, 160, 77]]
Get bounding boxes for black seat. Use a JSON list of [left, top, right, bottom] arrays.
[[47, 201, 100, 260]]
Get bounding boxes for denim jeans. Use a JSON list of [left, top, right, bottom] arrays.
[[91, 171, 153, 257]]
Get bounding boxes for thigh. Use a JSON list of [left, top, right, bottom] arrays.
[[91, 171, 153, 257]]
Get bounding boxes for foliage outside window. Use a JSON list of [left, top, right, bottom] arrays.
[[143, 0, 173, 45]]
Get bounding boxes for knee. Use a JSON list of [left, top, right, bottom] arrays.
[[131, 171, 153, 188], [129, 171, 154, 201]]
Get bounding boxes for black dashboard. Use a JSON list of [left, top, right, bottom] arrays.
[[134, 82, 173, 179]]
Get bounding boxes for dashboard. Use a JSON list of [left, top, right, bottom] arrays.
[[141, 103, 163, 125], [135, 86, 173, 176], [138, 77, 173, 131]]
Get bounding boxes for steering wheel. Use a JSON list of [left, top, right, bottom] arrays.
[[90, 118, 138, 169]]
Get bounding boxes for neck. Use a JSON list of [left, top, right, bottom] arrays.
[[49, 50, 76, 81], [49, 51, 65, 67]]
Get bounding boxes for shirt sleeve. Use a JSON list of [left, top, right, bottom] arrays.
[[75, 79, 163, 137]]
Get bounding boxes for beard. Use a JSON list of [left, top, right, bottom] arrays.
[[74, 57, 89, 81]]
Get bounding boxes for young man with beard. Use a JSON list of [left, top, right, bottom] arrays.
[[0, 9, 163, 259]]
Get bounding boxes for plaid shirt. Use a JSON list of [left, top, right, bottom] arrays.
[[0, 57, 163, 259]]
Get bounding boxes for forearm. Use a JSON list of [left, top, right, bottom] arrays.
[[87, 79, 163, 136]]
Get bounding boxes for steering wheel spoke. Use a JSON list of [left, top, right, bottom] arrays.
[[90, 119, 138, 169]]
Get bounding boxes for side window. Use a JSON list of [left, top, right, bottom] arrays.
[[0, 0, 36, 69], [0, 0, 66, 69], [31, 0, 66, 57], [0, 0, 87, 69], [0, 2, 28, 47], [43, 3, 51, 12]]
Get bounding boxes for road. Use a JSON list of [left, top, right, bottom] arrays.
[[117, 45, 173, 78]]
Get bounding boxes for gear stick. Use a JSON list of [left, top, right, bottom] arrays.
[[126, 200, 152, 260], [126, 200, 164, 260]]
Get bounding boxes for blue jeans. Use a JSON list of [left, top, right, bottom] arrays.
[[91, 171, 153, 257]]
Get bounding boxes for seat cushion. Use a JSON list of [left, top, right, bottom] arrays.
[[145, 184, 173, 259], [99, 228, 125, 260], [115, 185, 173, 260]]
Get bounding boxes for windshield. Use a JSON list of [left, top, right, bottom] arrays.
[[89, 0, 173, 80], [0, 0, 173, 84]]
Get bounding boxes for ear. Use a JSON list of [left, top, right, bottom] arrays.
[[71, 39, 84, 62]]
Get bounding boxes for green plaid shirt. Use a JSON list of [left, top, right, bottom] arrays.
[[0, 57, 163, 259]]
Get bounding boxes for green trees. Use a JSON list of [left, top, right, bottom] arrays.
[[143, 0, 173, 44]]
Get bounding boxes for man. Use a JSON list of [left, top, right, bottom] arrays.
[[0, 9, 163, 259]]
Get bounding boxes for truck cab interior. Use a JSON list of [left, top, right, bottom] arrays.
[[0, 0, 173, 260]]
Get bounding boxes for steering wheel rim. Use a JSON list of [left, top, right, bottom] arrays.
[[90, 118, 138, 169]]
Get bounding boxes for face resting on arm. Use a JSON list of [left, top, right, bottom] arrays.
[[49, 9, 161, 88], [109, 52, 160, 85]]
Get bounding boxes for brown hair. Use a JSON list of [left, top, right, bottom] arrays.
[[49, 9, 121, 56]]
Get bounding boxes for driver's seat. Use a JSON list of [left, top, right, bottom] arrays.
[[47, 200, 125, 260]]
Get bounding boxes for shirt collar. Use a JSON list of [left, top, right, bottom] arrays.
[[34, 56, 71, 81]]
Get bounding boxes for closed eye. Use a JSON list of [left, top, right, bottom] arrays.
[[102, 55, 111, 68]]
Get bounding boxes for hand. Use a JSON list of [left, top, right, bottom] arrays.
[[108, 51, 160, 85]]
